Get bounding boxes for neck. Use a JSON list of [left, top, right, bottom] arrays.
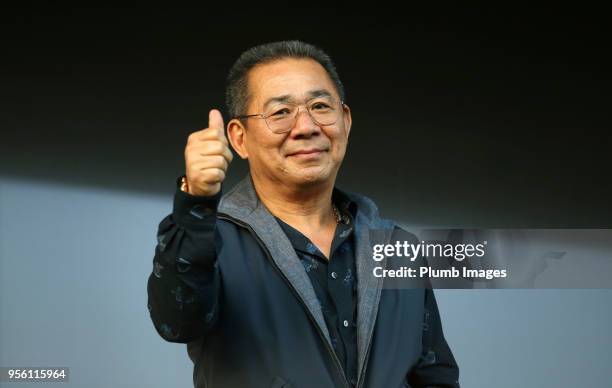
[[250, 172, 337, 229]]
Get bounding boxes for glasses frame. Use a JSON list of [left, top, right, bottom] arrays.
[[235, 98, 346, 134]]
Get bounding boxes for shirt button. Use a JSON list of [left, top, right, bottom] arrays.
[[331, 271, 338, 279], [343, 320, 349, 327]]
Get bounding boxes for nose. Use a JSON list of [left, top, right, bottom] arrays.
[[289, 106, 321, 138]]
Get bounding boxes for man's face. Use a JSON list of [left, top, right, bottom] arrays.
[[231, 58, 352, 189]]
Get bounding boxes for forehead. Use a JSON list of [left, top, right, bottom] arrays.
[[246, 58, 338, 108]]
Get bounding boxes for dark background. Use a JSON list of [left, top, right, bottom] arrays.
[[2, 5, 610, 227]]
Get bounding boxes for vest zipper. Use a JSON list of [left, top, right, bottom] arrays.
[[218, 213, 351, 388]]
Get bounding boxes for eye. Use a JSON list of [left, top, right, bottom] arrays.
[[311, 102, 331, 110], [270, 108, 291, 117]]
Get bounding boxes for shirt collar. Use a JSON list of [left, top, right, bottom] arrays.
[[332, 187, 356, 225], [273, 187, 357, 257]]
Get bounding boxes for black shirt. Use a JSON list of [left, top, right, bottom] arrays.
[[274, 189, 359, 386]]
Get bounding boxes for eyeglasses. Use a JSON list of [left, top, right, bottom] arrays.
[[235, 97, 345, 134]]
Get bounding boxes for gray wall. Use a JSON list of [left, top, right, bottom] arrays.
[[1, 177, 610, 387]]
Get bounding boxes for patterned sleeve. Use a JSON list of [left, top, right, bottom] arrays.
[[146, 176, 222, 343], [407, 288, 460, 387]]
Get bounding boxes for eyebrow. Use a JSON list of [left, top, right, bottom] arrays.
[[262, 89, 333, 109]]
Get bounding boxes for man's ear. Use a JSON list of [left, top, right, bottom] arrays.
[[227, 119, 249, 159], [342, 103, 352, 139]]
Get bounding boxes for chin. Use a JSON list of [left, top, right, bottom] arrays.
[[288, 166, 332, 186]]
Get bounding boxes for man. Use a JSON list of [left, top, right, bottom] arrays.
[[147, 40, 459, 388]]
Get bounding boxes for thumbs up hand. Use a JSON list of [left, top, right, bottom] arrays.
[[184, 109, 233, 197]]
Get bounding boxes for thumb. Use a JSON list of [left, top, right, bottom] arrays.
[[208, 109, 225, 131]]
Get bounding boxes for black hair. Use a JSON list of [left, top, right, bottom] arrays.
[[225, 40, 345, 118]]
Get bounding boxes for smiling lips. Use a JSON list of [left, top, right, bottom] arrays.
[[287, 148, 328, 157]]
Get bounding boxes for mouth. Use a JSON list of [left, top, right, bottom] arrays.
[[287, 148, 328, 157]]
